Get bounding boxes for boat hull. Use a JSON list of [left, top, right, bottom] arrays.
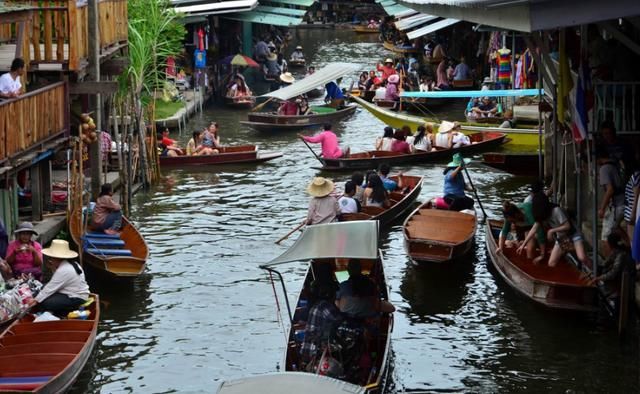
[[485, 220, 598, 311], [318, 132, 506, 171], [242, 105, 357, 132], [224, 96, 256, 109], [288, 59, 306, 68], [481, 152, 541, 176], [159, 145, 282, 167], [403, 202, 476, 263], [353, 26, 379, 34], [383, 41, 419, 54]]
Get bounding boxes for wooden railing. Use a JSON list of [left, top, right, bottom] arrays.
[[0, 82, 68, 161], [0, 0, 127, 72]]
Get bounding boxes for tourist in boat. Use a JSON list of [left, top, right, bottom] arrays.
[[159, 129, 183, 157], [306, 177, 339, 225], [376, 58, 397, 82], [452, 56, 472, 81], [375, 126, 394, 151], [378, 163, 404, 191], [358, 72, 369, 90], [27, 240, 89, 318], [436, 59, 450, 90], [471, 97, 498, 118], [362, 174, 389, 208], [299, 124, 346, 159], [442, 153, 475, 211], [499, 110, 515, 128], [336, 259, 395, 318], [589, 232, 634, 295], [451, 123, 472, 148], [434, 120, 456, 149], [200, 125, 220, 155], [297, 96, 311, 115], [521, 193, 590, 267], [290, 45, 305, 62], [497, 200, 546, 260], [351, 172, 365, 203], [305, 66, 315, 77], [278, 99, 299, 116], [338, 181, 361, 215], [227, 74, 252, 98], [5, 222, 42, 280], [410, 124, 434, 152], [324, 80, 345, 108], [390, 128, 411, 154], [385, 74, 401, 103], [0, 58, 25, 99], [365, 70, 378, 91], [186, 131, 204, 156], [92, 184, 123, 235], [419, 76, 437, 92]]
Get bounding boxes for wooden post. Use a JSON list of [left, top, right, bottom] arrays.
[[30, 163, 42, 222], [67, 0, 78, 70], [88, 0, 102, 200]]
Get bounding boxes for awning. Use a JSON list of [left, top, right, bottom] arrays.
[[394, 13, 437, 31], [376, 0, 416, 17], [172, 0, 258, 16], [224, 10, 303, 26], [255, 5, 307, 17], [401, 88, 544, 98], [216, 373, 366, 394], [263, 0, 315, 6], [406, 17, 459, 40], [265, 221, 379, 266], [262, 62, 361, 101]]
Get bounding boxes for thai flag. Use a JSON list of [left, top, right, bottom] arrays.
[[570, 60, 592, 142]]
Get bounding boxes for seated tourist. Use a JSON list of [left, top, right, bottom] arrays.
[[451, 123, 472, 148], [227, 74, 252, 98], [378, 163, 403, 192], [338, 181, 361, 215], [336, 259, 395, 319], [297, 96, 311, 115], [471, 97, 498, 117], [306, 177, 339, 225], [390, 129, 411, 154], [325, 80, 345, 108], [27, 240, 89, 318], [411, 124, 434, 152], [186, 131, 203, 156], [5, 222, 42, 280], [159, 129, 183, 157], [199, 123, 221, 155], [362, 174, 389, 208], [499, 109, 516, 128], [358, 72, 369, 91], [385, 74, 401, 102], [498, 200, 545, 260], [375, 126, 395, 151], [278, 99, 299, 116], [91, 183, 123, 235], [351, 172, 365, 203]]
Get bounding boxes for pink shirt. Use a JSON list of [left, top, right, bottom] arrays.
[[6, 240, 42, 276], [391, 140, 411, 154], [92, 195, 121, 226], [385, 83, 399, 100], [437, 60, 449, 88], [302, 131, 343, 159], [279, 101, 298, 116]]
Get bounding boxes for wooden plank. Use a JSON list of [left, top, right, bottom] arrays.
[[43, 1, 53, 61], [32, 7, 41, 62], [55, 8, 64, 62], [69, 81, 118, 94]]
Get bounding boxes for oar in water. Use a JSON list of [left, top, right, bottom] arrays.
[[275, 220, 306, 244], [462, 161, 487, 221], [251, 97, 275, 112], [299, 136, 323, 163]]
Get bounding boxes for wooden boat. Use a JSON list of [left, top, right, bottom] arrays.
[[216, 373, 367, 393], [485, 220, 598, 311], [403, 201, 476, 263], [351, 95, 541, 150], [353, 25, 379, 34], [481, 152, 541, 176], [451, 79, 474, 89], [372, 98, 396, 108], [316, 132, 507, 171], [159, 145, 282, 167], [341, 175, 423, 227], [241, 105, 357, 132], [69, 210, 148, 279], [224, 95, 256, 109], [288, 59, 306, 68], [465, 114, 505, 124], [261, 221, 392, 393], [383, 41, 419, 54], [0, 294, 99, 393], [349, 89, 375, 102]]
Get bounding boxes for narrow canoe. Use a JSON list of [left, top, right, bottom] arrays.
[[353, 25, 379, 34], [288, 59, 306, 68], [485, 220, 598, 312], [342, 175, 423, 227], [285, 257, 392, 393], [481, 152, 541, 176], [0, 294, 99, 393], [224, 95, 256, 109], [316, 132, 507, 171], [241, 105, 357, 132], [70, 210, 148, 280], [383, 41, 419, 54], [403, 201, 476, 263], [159, 145, 283, 167]]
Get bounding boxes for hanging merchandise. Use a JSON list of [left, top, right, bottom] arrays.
[[198, 27, 205, 51], [497, 47, 512, 88], [194, 49, 206, 69], [514, 54, 524, 89]]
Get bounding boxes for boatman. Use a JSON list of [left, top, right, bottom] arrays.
[[324, 79, 345, 108], [298, 123, 347, 159]]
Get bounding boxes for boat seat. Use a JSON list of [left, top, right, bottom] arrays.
[[85, 248, 132, 257], [84, 231, 121, 239], [82, 237, 125, 249]]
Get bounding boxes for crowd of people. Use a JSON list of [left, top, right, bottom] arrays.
[[158, 122, 222, 158]]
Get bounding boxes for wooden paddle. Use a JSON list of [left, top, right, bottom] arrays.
[[462, 161, 487, 221], [299, 136, 323, 163], [251, 97, 275, 112], [275, 220, 306, 244]]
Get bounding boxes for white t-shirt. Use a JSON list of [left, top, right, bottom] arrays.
[[338, 196, 359, 214], [0, 73, 21, 96], [374, 87, 386, 100]]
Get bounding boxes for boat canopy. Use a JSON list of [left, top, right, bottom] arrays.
[[401, 88, 544, 99], [265, 221, 379, 266], [261, 63, 361, 101], [216, 372, 365, 394]]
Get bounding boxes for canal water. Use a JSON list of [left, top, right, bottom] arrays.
[[74, 29, 638, 393]]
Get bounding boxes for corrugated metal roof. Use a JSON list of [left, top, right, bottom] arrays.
[[224, 10, 303, 26], [406, 17, 460, 39], [262, 0, 316, 7], [173, 0, 258, 16], [0, 1, 35, 14]]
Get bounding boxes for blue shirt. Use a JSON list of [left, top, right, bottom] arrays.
[[325, 82, 344, 100], [380, 175, 397, 191], [443, 170, 465, 197]]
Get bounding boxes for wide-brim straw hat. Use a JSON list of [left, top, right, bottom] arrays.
[[447, 152, 471, 168], [384, 58, 393, 64], [438, 120, 456, 134], [266, 52, 278, 61], [388, 74, 400, 84], [280, 72, 295, 84], [307, 177, 334, 197], [42, 239, 78, 259], [14, 222, 38, 236]]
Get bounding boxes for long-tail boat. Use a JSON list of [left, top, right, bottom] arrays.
[[260, 221, 392, 393], [70, 209, 148, 279], [341, 175, 423, 227], [241, 63, 360, 132], [312, 132, 506, 171], [353, 25, 379, 34], [159, 145, 282, 167], [0, 294, 99, 393], [403, 200, 476, 263], [224, 95, 256, 109], [485, 219, 598, 311]]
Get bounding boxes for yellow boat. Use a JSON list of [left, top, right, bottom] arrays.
[[351, 96, 543, 151]]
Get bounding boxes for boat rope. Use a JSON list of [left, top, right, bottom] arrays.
[[268, 271, 288, 342]]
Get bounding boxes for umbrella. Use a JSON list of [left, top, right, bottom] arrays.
[[220, 54, 259, 68]]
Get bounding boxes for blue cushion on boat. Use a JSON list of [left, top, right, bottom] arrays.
[[84, 232, 121, 239], [82, 238, 125, 248], [85, 248, 132, 257], [0, 376, 52, 384]]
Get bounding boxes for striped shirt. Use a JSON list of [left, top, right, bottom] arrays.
[[624, 171, 640, 222]]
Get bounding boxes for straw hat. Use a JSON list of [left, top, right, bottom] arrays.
[[447, 153, 471, 168], [388, 74, 400, 84], [14, 222, 38, 236], [280, 72, 295, 84], [384, 58, 393, 64], [296, 45, 303, 50], [42, 239, 78, 260], [266, 52, 277, 61], [307, 177, 334, 197], [438, 120, 456, 134]]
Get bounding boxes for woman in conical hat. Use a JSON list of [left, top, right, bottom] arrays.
[[306, 177, 339, 225]]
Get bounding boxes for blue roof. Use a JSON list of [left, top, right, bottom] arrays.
[[401, 88, 544, 98]]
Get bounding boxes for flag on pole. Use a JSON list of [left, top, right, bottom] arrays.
[[570, 59, 592, 142]]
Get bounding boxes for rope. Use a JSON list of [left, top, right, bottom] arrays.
[[268, 271, 289, 342]]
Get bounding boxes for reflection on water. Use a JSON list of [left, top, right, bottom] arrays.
[[71, 29, 638, 393]]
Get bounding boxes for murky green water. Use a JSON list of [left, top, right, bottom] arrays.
[[72, 29, 638, 393]]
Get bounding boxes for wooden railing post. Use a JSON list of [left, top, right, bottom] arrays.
[[68, 0, 79, 71]]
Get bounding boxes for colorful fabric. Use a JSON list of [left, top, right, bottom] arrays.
[[299, 300, 342, 362], [497, 50, 511, 85], [6, 240, 43, 279]]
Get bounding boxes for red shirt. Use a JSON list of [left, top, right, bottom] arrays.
[[391, 140, 411, 154], [280, 101, 299, 116], [162, 137, 176, 146]]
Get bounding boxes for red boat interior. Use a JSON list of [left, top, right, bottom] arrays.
[[406, 208, 476, 244], [342, 176, 420, 221]]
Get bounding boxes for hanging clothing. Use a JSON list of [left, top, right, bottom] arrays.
[[514, 56, 524, 89], [497, 49, 512, 87]]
